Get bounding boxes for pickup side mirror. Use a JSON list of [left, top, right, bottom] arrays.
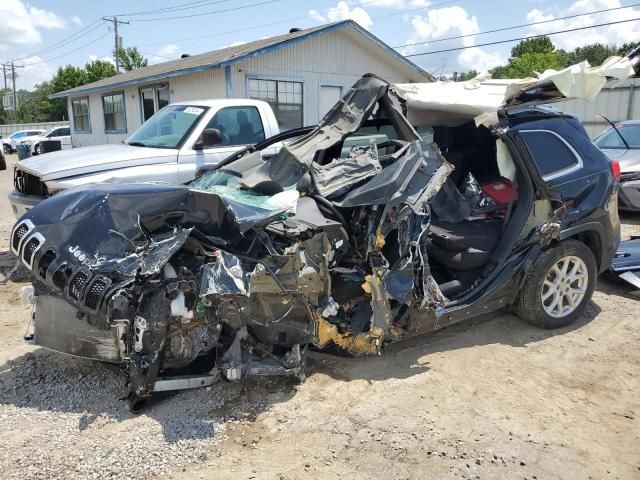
[[194, 128, 223, 150]]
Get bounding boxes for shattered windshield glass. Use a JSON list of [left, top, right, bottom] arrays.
[[126, 105, 208, 149], [191, 170, 298, 210]]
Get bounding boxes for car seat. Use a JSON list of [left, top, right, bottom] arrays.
[[428, 220, 503, 271], [235, 111, 255, 144]]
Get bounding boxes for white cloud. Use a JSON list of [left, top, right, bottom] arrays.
[[221, 41, 247, 49], [309, 1, 373, 30], [309, 9, 326, 23], [88, 54, 115, 65], [148, 44, 180, 64], [402, 5, 505, 74], [19, 56, 56, 90], [71, 16, 83, 27], [0, 0, 67, 52], [458, 47, 505, 72], [524, 0, 640, 51], [364, 0, 430, 7], [29, 6, 66, 29]]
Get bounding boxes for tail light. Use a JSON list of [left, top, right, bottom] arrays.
[[610, 159, 621, 181]]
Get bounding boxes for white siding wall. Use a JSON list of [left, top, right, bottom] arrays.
[[70, 85, 140, 148], [229, 28, 424, 126], [67, 28, 426, 146], [169, 69, 225, 102]]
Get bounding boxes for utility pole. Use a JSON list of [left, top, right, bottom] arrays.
[[102, 16, 130, 74], [1, 61, 23, 123], [11, 63, 18, 123]]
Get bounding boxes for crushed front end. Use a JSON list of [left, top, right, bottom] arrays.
[[12, 74, 452, 409]]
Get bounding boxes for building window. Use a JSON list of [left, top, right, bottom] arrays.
[[205, 106, 265, 146], [102, 92, 127, 133], [248, 78, 303, 130], [71, 97, 90, 133], [140, 85, 170, 122]]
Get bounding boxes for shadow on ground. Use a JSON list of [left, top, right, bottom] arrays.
[[0, 276, 627, 443]]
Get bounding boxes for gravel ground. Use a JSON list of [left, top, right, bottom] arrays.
[[0, 153, 639, 479]]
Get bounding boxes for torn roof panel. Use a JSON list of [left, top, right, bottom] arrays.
[[394, 55, 637, 128]]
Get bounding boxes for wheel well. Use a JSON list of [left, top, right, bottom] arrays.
[[566, 230, 602, 270]]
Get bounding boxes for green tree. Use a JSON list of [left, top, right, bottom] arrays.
[[566, 43, 618, 66], [618, 42, 640, 56], [85, 59, 116, 83], [510, 36, 554, 59], [457, 70, 478, 81], [47, 65, 91, 120], [492, 51, 568, 79], [0, 88, 9, 124], [115, 47, 148, 72]]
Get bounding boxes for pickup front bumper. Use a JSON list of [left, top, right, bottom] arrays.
[[9, 190, 44, 219]]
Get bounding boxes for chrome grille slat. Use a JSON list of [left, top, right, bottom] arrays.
[[10, 219, 34, 256], [68, 270, 91, 301], [84, 276, 110, 311], [20, 232, 44, 269]]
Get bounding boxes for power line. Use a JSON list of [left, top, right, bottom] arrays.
[[394, 2, 640, 49], [10, 20, 105, 62], [130, 0, 280, 22], [115, 0, 233, 17], [405, 16, 640, 57], [24, 32, 112, 66], [136, 0, 457, 47]]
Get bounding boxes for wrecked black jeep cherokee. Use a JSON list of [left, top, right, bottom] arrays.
[[11, 60, 633, 409]]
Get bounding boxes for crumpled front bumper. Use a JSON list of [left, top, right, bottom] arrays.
[[8, 190, 43, 219]]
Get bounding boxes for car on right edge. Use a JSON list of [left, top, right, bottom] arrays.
[[593, 119, 640, 211]]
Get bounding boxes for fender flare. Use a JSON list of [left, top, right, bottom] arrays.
[[559, 221, 607, 272]]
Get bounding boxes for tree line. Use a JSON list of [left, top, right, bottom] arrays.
[[0, 47, 148, 125], [454, 36, 640, 81]]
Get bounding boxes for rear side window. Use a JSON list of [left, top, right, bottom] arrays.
[[520, 130, 582, 179]]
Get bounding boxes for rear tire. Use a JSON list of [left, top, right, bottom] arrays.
[[514, 240, 596, 329]]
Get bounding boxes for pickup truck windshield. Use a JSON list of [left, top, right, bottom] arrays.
[[126, 105, 208, 149]]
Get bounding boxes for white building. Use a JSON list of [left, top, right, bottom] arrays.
[[51, 20, 432, 148]]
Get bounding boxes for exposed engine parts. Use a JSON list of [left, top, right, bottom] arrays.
[[13, 74, 455, 410]]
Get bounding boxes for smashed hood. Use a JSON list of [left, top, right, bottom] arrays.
[[394, 54, 637, 127], [13, 182, 298, 284]]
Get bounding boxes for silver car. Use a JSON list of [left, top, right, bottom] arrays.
[[594, 120, 640, 211]]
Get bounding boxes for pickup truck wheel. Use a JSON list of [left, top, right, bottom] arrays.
[[514, 240, 596, 329]]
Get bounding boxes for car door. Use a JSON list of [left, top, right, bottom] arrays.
[[177, 106, 268, 183], [51, 127, 71, 148]]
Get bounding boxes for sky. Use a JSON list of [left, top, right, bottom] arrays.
[[2, 0, 640, 90]]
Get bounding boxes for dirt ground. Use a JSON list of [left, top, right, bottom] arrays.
[[0, 153, 638, 480]]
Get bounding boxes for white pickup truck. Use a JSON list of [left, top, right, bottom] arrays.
[[9, 99, 280, 218]]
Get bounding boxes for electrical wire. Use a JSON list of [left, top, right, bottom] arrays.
[[135, 0, 458, 46], [114, 0, 232, 17], [405, 16, 640, 57], [23, 32, 112, 66], [395, 2, 640, 48], [10, 19, 105, 62], [130, 0, 280, 22]]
